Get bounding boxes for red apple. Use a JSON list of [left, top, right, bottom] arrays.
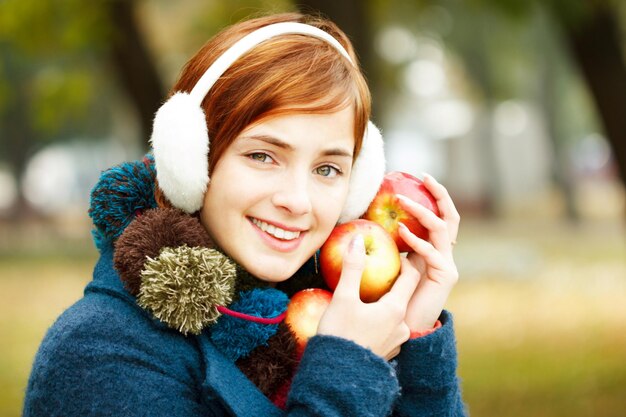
[[284, 288, 333, 354], [363, 171, 440, 253], [320, 219, 401, 303]]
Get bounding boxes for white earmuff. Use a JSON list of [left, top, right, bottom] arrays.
[[151, 22, 385, 220], [151, 93, 209, 213], [338, 121, 385, 223]]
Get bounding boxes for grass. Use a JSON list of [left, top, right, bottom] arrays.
[[0, 255, 95, 415], [451, 278, 626, 416], [1, 218, 625, 416], [450, 218, 626, 416]]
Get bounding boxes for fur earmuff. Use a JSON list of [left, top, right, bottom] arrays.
[[151, 92, 209, 213], [338, 121, 386, 223]]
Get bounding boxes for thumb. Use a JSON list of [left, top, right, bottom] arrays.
[[333, 234, 366, 299]]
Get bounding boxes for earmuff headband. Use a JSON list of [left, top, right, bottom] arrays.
[[189, 23, 354, 105]]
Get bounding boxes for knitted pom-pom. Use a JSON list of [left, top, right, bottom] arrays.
[[236, 323, 298, 399], [210, 288, 289, 361], [114, 207, 214, 295], [89, 156, 157, 249], [138, 245, 236, 335]]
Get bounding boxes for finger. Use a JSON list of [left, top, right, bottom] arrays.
[[382, 258, 420, 306], [333, 234, 366, 299], [406, 250, 427, 276], [396, 195, 452, 254], [398, 223, 450, 268], [422, 173, 460, 242], [422, 173, 460, 221]]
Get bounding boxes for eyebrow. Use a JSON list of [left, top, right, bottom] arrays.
[[242, 134, 353, 158]]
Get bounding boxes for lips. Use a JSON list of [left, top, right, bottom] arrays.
[[249, 217, 302, 240]]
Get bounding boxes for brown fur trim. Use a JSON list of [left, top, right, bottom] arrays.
[[113, 207, 214, 295], [235, 323, 298, 397]]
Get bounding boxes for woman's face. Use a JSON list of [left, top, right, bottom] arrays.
[[200, 106, 356, 283]]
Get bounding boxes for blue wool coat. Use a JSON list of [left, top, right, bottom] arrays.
[[23, 246, 467, 416]]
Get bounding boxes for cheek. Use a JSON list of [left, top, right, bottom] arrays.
[[205, 159, 252, 208], [200, 165, 241, 230], [312, 184, 350, 233]]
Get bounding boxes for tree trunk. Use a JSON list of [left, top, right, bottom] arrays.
[[554, 3, 626, 188], [295, 0, 371, 69], [536, 8, 579, 222], [106, 0, 165, 148], [0, 48, 39, 219], [452, 10, 503, 217]]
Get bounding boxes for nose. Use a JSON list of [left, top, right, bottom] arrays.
[[271, 170, 313, 216]]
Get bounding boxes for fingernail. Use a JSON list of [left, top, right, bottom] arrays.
[[423, 172, 438, 183], [396, 194, 412, 204], [349, 234, 364, 252], [398, 222, 408, 230]]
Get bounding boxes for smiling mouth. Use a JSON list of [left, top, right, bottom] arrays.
[[250, 217, 302, 240]]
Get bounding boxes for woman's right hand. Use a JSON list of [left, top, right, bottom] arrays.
[[316, 234, 420, 360]]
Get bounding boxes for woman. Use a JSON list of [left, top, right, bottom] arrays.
[[24, 12, 465, 416]]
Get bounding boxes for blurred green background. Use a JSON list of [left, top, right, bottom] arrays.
[[1, 1, 625, 416]]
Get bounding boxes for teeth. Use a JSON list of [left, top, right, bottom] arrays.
[[251, 218, 300, 240]]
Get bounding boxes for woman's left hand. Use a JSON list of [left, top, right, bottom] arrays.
[[396, 173, 460, 332]]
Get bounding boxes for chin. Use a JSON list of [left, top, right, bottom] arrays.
[[240, 259, 302, 284]]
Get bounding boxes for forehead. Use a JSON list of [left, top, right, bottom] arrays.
[[245, 105, 355, 139]]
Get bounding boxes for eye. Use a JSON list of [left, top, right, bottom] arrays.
[[315, 165, 342, 178], [248, 152, 273, 163]]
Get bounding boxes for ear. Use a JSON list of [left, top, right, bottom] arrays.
[[151, 92, 210, 213], [338, 121, 386, 223]]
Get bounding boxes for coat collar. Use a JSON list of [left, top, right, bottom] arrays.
[[86, 245, 135, 302], [88, 248, 284, 416], [197, 333, 284, 416]]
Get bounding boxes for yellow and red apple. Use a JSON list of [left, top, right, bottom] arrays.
[[284, 288, 333, 354], [363, 171, 440, 253], [319, 219, 401, 303]]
